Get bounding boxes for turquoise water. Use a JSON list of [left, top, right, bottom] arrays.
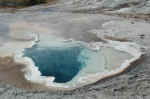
[[23, 43, 91, 83]]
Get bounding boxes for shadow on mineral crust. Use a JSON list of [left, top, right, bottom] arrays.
[[0, 56, 54, 92], [70, 54, 146, 94]]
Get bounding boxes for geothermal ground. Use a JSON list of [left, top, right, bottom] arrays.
[[0, 0, 150, 99]]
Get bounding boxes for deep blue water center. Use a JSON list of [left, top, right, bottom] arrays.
[[23, 43, 89, 83]]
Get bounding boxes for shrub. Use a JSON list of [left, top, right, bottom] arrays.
[[0, 0, 47, 6]]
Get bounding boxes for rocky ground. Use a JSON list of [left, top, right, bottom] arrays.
[[0, 0, 150, 99]]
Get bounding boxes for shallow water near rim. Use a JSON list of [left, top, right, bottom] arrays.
[[23, 43, 90, 83], [23, 37, 134, 86]]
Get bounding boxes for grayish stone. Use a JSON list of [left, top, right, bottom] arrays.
[[0, 0, 150, 99]]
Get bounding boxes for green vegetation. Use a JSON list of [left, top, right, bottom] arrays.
[[29, 0, 47, 5], [0, 0, 48, 7]]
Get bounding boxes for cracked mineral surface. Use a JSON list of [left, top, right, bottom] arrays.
[[0, 0, 150, 99]]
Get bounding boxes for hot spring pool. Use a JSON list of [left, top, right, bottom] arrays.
[[0, 19, 143, 91], [22, 39, 136, 89], [23, 43, 90, 83]]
